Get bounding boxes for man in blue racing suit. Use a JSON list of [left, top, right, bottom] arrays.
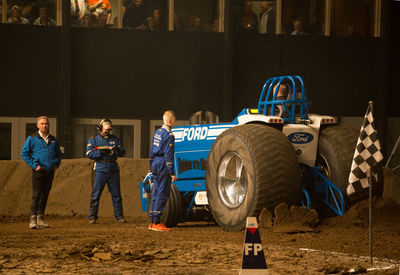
[[148, 110, 177, 231], [86, 118, 126, 224]]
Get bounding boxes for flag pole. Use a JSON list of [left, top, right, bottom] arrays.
[[368, 172, 373, 264], [368, 101, 373, 116], [385, 135, 400, 168], [368, 101, 373, 265]]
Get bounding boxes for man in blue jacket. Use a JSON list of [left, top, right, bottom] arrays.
[[86, 118, 126, 224], [148, 110, 177, 231], [21, 116, 62, 229]]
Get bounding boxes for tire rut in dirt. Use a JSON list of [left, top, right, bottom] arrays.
[[206, 124, 302, 231]]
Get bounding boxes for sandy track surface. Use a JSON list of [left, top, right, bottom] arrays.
[[0, 216, 399, 274]]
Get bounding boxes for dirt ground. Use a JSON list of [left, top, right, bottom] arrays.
[[0, 214, 399, 274], [0, 159, 400, 274]]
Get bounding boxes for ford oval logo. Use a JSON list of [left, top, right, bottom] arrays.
[[288, 132, 314, 144]]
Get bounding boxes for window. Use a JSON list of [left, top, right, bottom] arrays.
[[72, 118, 141, 158], [25, 123, 37, 138], [282, 0, 325, 36], [0, 123, 12, 160], [174, 0, 220, 32], [5, 0, 58, 26], [0, 117, 57, 160], [332, 0, 375, 37], [233, 0, 260, 33], [122, 0, 168, 30], [73, 0, 120, 28]]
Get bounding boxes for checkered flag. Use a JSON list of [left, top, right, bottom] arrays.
[[347, 101, 383, 197]]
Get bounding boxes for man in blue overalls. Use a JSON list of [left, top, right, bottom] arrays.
[[86, 118, 126, 224], [149, 110, 177, 231]]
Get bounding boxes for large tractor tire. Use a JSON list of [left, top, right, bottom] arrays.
[[317, 125, 359, 194], [147, 183, 182, 227], [206, 124, 302, 231]]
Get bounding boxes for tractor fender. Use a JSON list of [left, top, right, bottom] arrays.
[[236, 114, 284, 125], [308, 114, 337, 127]]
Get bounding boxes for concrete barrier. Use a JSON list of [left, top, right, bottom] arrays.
[[0, 158, 149, 218]]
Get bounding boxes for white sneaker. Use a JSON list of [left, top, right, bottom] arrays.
[[37, 215, 49, 228], [29, 215, 37, 229]]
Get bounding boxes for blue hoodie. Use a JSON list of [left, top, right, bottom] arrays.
[[21, 132, 62, 171]]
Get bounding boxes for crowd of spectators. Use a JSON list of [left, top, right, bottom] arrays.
[[121, 0, 217, 32], [1, 0, 369, 36], [70, 0, 168, 30], [2, 0, 221, 32], [5, 0, 56, 26], [2, 0, 218, 31]]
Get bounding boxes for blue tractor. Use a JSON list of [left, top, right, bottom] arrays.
[[140, 75, 358, 231]]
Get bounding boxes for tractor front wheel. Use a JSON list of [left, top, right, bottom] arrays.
[[206, 124, 302, 231]]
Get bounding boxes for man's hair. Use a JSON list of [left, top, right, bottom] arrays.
[[11, 5, 21, 12], [163, 110, 175, 123], [37, 115, 49, 123]]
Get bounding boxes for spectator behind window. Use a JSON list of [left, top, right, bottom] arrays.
[[71, 0, 87, 27], [307, 14, 323, 36], [210, 19, 219, 32], [88, 0, 111, 25], [96, 13, 109, 28], [34, 7, 56, 26], [112, 16, 118, 28], [122, 0, 148, 30], [259, 1, 275, 34], [21, 3, 34, 24], [8, 5, 30, 24], [345, 25, 359, 37], [234, 0, 258, 32], [291, 18, 308, 36], [187, 15, 202, 32], [173, 13, 185, 31], [150, 8, 165, 30], [83, 13, 96, 27]]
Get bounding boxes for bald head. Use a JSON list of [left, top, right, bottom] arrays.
[[261, 1, 270, 12], [163, 110, 176, 128]]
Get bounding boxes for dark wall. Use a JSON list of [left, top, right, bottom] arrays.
[[0, 24, 61, 117], [0, 23, 392, 122], [389, 1, 400, 117], [70, 29, 225, 120], [232, 33, 383, 117]]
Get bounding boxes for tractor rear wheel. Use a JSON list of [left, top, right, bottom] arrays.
[[206, 124, 302, 231], [317, 125, 359, 195], [147, 183, 182, 227]]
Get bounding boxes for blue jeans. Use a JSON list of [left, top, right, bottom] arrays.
[[89, 170, 124, 220], [149, 173, 171, 224]]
